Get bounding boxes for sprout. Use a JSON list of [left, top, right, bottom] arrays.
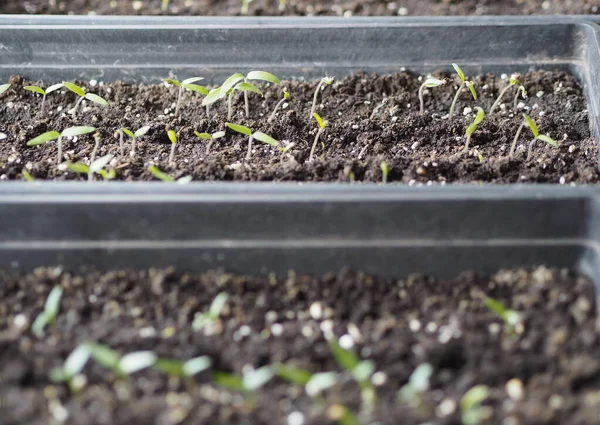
[[310, 76, 334, 119], [194, 130, 226, 155], [279, 0, 286, 11], [193, 292, 228, 331], [308, 112, 328, 162], [484, 297, 523, 336], [148, 165, 192, 184], [50, 344, 92, 393], [268, 88, 290, 123], [117, 125, 150, 157], [31, 286, 63, 337], [163, 77, 207, 116], [23, 83, 63, 116], [418, 77, 445, 115], [213, 366, 274, 408], [240, 0, 254, 14], [67, 154, 116, 182], [161, 0, 170, 11], [463, 107, 486, 152], [489, 74, 525, 115], [226, 122, 282, 161], [380, 161, 390, 184], [305, 372, 338, 398], [449, 64, 477, 122], [460, 385, 493, 425], [0, 82, 10, 97], [62, 81, 108, 115], [22, 169, 35, 182], [167, 128, 178, 164], [513, 85, 527, 111], [509, 113, 557, 160], [86, 343, 157, 379], [27, 126, 96, 165], [154, 355, 212, 388], [398, 363, 433, 409], [276, 364, 313, 386]]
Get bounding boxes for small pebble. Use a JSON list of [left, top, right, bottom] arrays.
[[506, 378, 525, 401], [287, 412, 305, 425]]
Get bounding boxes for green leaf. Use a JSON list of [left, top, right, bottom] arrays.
[[46, 83, 64, 94], [305, 372, 337, 397], [135, 126, 151, 138], [243, 366, 274, 391], [61, 126, 96, 138], [523, 114, 539, 138], [509, 76, 520, 85], [22, 170, 35, 182], [380, 161, 390, 176], [49, 368, 69, 383], [408, 363, 433, 392], [163, 78, 182, 87], [167, 129, 178, 144], [460, 385, 489, 412], [85, 93, 108, 105], [246, 71, 280, 85], [148, 165, 175, 182], [212, 131, 226, 139], [118, 351, 157, 375], [283, 90, 290, 99], [63, 81, 86, 97], [27, 131, 60, 146], [192, 312, 211, 330], [44, 286, 63, 320], [220, 73, 245, 94], [422, 77, 444, 88], [352, 360, 375, 383], [0, 83, 11, 95], [86, 343, 121, 370], [154, 358, 185, 377], [235, 82, 263, 96], [121, 128, 135, 138], [537, 135, 557, 146], [31, 313, 49, 337], [176, 175, 193, 184], [63, 345, 92, 378], [452, 63, 466, 82], [209, 292, 229, 318], [312, 112, 327, 129], [184, 84, 209, 95], [466, 81, 478, 100], [276, 364, 313, 386], [182, 77, 204, 85], [67, 162, 90, 175], [484, 297, 509, 319], [252, 131, 278, 147], [322, 76, 335, 85], [329, 339, 359, 372], [226, 122, 253, 136], [98, 169, 116, 180], [89, 154, 113, 173], [24, 85, 46, 95], [182, 356, 212, 377], [466, 107, 485, 138], [213, 371, 246, 392], [202, 88, 225, 106], [194, 131, 212, 140]]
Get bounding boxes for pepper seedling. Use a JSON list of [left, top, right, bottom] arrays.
[[193, 292, 229, 331], [86, 343, 157, 379], [31, 286, 63, 337], [27, 126, 96, 165], [463, 107, 486, 152], [154, 355, 212, 388], [194, 130, 226, 155], [67, 154, 116, 182], [0, 83, 10, 97], [489, 74, 526, 115], [398, 363, 433, 410], [226, 122, 281, 161], [418, 77, 445, 115], [509, 113, 557, 160], [309, 112, 328, 162], [148, 165, 192, 184], [449, 64, 477, 122], [23, 83, 63, 116], [117, 125, 150, 157], [484, 297, 523, 337], [268, 88, 290, 123], [49, 344, 92, 394], [163, 77, 208, 116], [310, 76, 334, 119], [62, 81, 108, 115], [380, 161, 390, 184], [212, 366, 274, 409], [460, 385, 493, 425]]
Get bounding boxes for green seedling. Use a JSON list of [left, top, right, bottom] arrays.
[[241, 0, 254, 14], [276, 364, 337, 399], [167, 128, 178, 164], [398, 363, 433, 411], [117, 125, 150, 157], [203, 87, 220, 119], [31, 286, 63, 337], [484, 297, 523, 336], [86, 343, 157, 379], [449, 64, 477, 122], [148, 165, 192, 184], [163, 77, 208, 116], [194, 130, 226, 155], [279, 0, 287, 11], [463, 107, 486, 152], [509, 113, 557, 160], [310, 76, 334, 119], [380, 161, 390, 184], [23, 83, 63, 115], [0, 83, 10, 97], [213, 366, 274, 409], [22, 169, 35, 182], [460, 385, 493, 425], [27, 126, 96, 165], [489, 74, 526, 115], [268, 88, 290, 123], [49, 344, 92, 393], [193, 292, 229, 331], [67, 154, 116, 182], [62, 81, 108, 115], [226, 122, 282, 161], [161, 0, 170, 11], [308, 112, 328, 162], [418, 77, 445, 115], [154, 355, 212, 388]]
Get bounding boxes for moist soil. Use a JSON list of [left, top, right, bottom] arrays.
[[0, 70, 597, 184], [0, 266, 598, 425], [1, 0, 599, 16]]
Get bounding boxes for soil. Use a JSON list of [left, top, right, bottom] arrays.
[[0, 70, 596, 184], [0, 265, 598, 425], [1, 0, 599, 16]]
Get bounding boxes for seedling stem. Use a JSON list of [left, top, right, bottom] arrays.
[[449, 64, 477, 122], [268, 88, 290, 123], [309, 113, 328, 162], [418, 77, 445, 115], [310, 77, 334, 119]]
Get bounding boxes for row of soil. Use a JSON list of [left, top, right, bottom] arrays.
[[1, 0, 598, 16], [0, 266, 598, 425], [0, 70, 596, 183]]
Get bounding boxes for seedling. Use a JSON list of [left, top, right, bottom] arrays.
[[418, 77, 445, 115], [463, 107, 486, 152], [238, 71, 281, 118], [509, 113, 557, 160], [148, 165, 192, 184], [484, 297, 523, 336], [167, 128, 178, 164], [279, 0, 287, 11], [309, 112, 328, 162], [163, 77, 208, 116], [154, 355, 212, 389], [212, 366, 273, 408], [27, 126, 96, 165], [67, 154, 116, 182], [310, 76, 334, 119], [0, 83, 10, 97], [161, 0, 170, 11], [241, 0, 253, 14], [117, 125, 150, 157], [86, 343, 157, 379], [22, 169, 35, 182], [49, 344, 92, 393], [23, 83, 63, 115], [449, 64, 477, 122], [193, 292, 229, 331], [380, 161, 390, 184], [489, 74, 526, 115], [398, 363, 433, 410], [31, 286, 63, 337], [203, 88, 220, 119], [226, 122, 281, 161], [194, 130, 226, 155], [276, 364, 338, 399], [460, 385, 493, 425], [62, 81, 108, 115], [268, 88, 290, 123]]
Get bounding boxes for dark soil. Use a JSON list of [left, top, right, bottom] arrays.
[[0, 266, 598, 425], [0, 70, 597, 183], [1, 0, 598, 16]]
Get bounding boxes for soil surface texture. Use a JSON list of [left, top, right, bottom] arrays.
[[0, 266, 598, 424], [1, 0, 598, 16], [0, 70, 596, 184]]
